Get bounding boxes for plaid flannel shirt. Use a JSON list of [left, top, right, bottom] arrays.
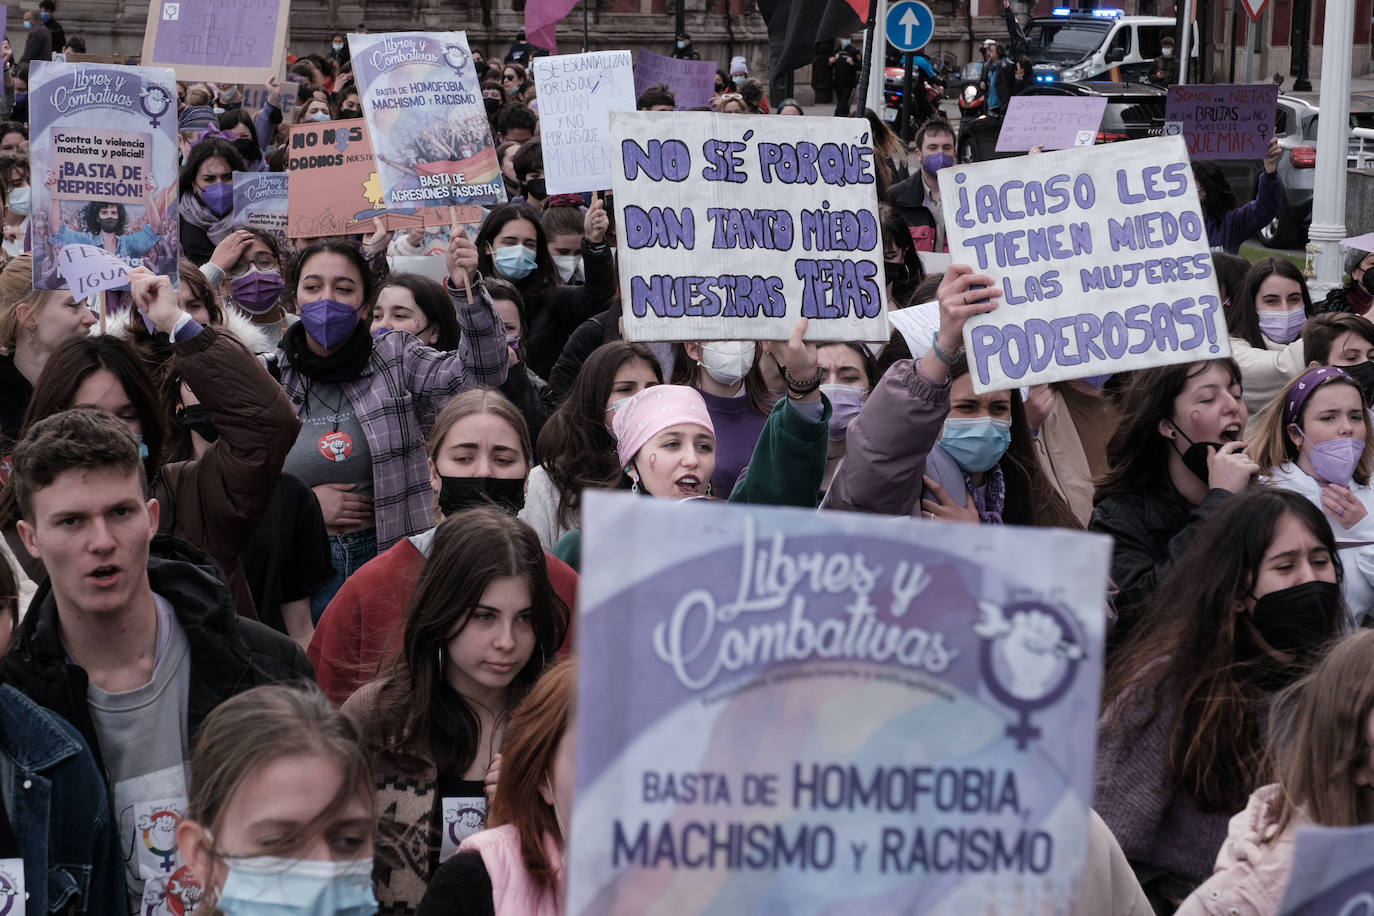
[[272, 274, 509, 549]]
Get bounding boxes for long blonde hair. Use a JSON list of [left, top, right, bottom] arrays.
[[0, 254, 41, 354], [1246, 372, 1374, 486]]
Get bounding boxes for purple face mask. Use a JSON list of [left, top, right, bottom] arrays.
[[299, 298, 361, 349], [229, 268, 284, 314], [1081, 373, 1112, 390], [1258, 306, 1306, 345], [923, 152, 954, 176], [200, 180, 233, 217], [1299, 430, 1365, 487]]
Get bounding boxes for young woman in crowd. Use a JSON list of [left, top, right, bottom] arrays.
[[177, 138, 246, 266], [0, 253, 95, 454], [539, 196, 586, 285], [1225, 256, 1311, 428], [417, 659, 575, 916], [217, 107, 266, 172], [270, 235, 508, 617], [1247, 366, 1374, 626], [1, 268, 299, 619], [484, 278, 552, 450], [371, 272, 461, 350], [1090, 357, 1257, 637], [667, 339, 772, 498], [551, 320, 832, 569], [202, 228, 295, 349], [880, 203, 926, 309], [1193, 138, 1281, 255], [309, 388, 578, 706], [1177, 628, 1374, 914], [522, 341, 662, 549], [472, 202, 614, 379], [825, 265, 1078, 529], [1317, 247, 1374, 316], [816, 342, 877, 498], [175, 684, 378, 913], [1302, 311, 1374, 403], [1097, 488, 1346, 911], [343, 508, 568, 913]]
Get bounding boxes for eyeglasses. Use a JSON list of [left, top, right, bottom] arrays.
[[230, 253, 278, 276], [717, 92, 743, 101], [503, 73, 517, 81]]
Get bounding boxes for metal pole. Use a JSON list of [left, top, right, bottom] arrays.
[[901, 52, 915, 142], [1177, 0, 1193, 85], [854, 0, 880, 117], [1293, 0, 1313, 91], [1310, 0, 1355, 296], [1228, 0, 1238, 82], [675, 0, 686, 43], [583, 0, 590, 52], [1244, 17, 1255, 82]]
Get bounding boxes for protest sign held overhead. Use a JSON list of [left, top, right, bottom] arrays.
[[633, 49, 717, 111], [938, 135, 1228, 393], [348, 31, 506, 213], [610, 111, 890, 342], [141, 0, 290, 83], [232, 171, 289, 251], [567, 493, 1110, 915], [1165, 84, 1278, 160], [57, 243, 129, 303], [995, 96, 1108, 152], [532, 51, 636, 195], [28, 60, 179, 291]]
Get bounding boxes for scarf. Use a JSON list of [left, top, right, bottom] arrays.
[[281, 318, 373, 384], [177, 190, 237, 244], [965, 464, 1005, 524]]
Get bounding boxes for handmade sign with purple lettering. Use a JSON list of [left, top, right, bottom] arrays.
[[532, 51, 636, 195], [232, 171, 288, 251], [609, 111, 891, 342], [633, 48, 717, 111], [938, 135, 1228, 394], [28, 60, 179, 291], [567, 492, 1110, 915], [994, 96, 1107, 152], [1164, 84, 1277, 161], [141, 0, 289, 83], [1279, 824, 1374, 914]]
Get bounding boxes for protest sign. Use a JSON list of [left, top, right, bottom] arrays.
[[532, 51, 637, 195], [141, 0, 289, 83], [348, 32, 506, 213], [57, 244, 129, 301], [232, 171, 288, 249], [610, 111, 890, 342], [1342, 231, 1374, 254], [937, 135, 1228, 393], [1164, 84, 1277, 160], [995, 96, 1107, 152], [889, 299, 940, 358], [1279, 823, 1374, 914], [633, 48, 717, 111], [285, 120, 469, 239], [568, 492, 1110, 915], [28, 60, 179, 291]]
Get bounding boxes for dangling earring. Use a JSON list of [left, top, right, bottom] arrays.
[[706, 482, 713, 498], [437, 646, 445, 673], [631, 478, 640, 495]]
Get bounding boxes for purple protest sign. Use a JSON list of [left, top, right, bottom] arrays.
[[1165, 83, 1278, 160], [141, 0, 288, 83], [568, 493, 1110, 914], [633, 48, 716, 111], [995, 96, 1108, 152], [27, 60, 180, 291]]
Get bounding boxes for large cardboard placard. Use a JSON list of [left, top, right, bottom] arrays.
[[1279, 824, 1374, 914], [531, 51, 637, 195], [938, 136, 1228, 393], [568, 493, 1110, 915], [28, 60, 179, 290], [633, 48, 717, 112], [232, 170, 288, 250], [610, 111, 891, 342], [1165, 84, 1277, 160], [140, 0, 289, 84], [348, 31, 506, 213], [995, 96, 1107, 152]]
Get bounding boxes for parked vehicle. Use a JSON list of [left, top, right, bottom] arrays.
[[881, 53, 953, 129], [1024, 8, 1192, 84]]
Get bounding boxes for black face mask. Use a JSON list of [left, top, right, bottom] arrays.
[[1246, 580, 1342, 687], [484, 97, 501, 115], [339, 107, 361, 119], [437, 475, 525, 515], [233, 137, 258, 162], [176, 404, 219, 443], [523, 177, 546, 200], [98, 217, 119, 233], [1170, 424, 1221, 485], [884, 260, 908, 287], [1344, 360, 1374, 406], [1361, 269, 1374, 297]]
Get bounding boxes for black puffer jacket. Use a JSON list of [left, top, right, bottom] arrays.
[[0, 534, 313, 773]]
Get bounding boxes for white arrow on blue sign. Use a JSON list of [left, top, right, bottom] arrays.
[[885, 0, 935, 52]]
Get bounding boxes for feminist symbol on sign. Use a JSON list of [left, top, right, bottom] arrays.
[[140, 84, 173, 129], [972, 599, 1086, 751]]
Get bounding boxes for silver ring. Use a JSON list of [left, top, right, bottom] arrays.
[[1340, 507, 1346, 517], [962, 293, 969, 305]]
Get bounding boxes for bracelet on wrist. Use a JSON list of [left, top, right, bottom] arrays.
[[931, 332, 965, 365]]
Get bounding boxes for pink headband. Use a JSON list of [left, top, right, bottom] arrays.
[[613, 385, 715, 468]]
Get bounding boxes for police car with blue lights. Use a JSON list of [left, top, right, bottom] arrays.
[[1026, 8, 1190, 84]]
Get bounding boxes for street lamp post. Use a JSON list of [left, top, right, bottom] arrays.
[[1292, 0, 1312, 91], [1309, 0, 1355, 297]]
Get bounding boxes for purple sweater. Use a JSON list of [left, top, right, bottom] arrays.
[[699, 388, 768, 498]]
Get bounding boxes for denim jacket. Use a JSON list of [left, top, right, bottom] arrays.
[[0, 685, 125, 914]]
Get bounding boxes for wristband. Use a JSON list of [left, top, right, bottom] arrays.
[[931, 332, 965, 365]]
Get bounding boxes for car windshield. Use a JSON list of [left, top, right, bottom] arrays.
[[1026, 20, 1111, 64]]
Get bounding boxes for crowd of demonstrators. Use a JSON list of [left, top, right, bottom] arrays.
[[0, 17, 1349, 914]]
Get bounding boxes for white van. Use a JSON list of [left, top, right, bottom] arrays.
[[1024, 9, 1195, 84]]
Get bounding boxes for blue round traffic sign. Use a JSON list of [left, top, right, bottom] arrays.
[[886, 0, 934, 52]]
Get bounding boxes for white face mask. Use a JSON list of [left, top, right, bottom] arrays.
[[697, 340, 755, 388], [7, 185, 30, 216], [552, 253, 582, 284]]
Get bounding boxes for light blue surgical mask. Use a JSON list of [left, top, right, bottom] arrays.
[[135, 434, 149, 461], [492, 244, 538, 280], [215, 855, 378, 916], [939, 416, 1011, 473]]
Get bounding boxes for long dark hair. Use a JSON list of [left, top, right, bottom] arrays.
[[0, 336, 168, 526], [538, 341, 663, 531], [880, 203, 925, 308], [376, 273, 460, 351], [475, 205, 557, 305], [370, 509, 568, 777], [1192, 159, 1236, 229], [1226, 256, 1314, 349], [1094, 358, 1243, 501], [177, 138, 246, 199], [287, 237, 380, 310], [1102, 488, 1344, 813]]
